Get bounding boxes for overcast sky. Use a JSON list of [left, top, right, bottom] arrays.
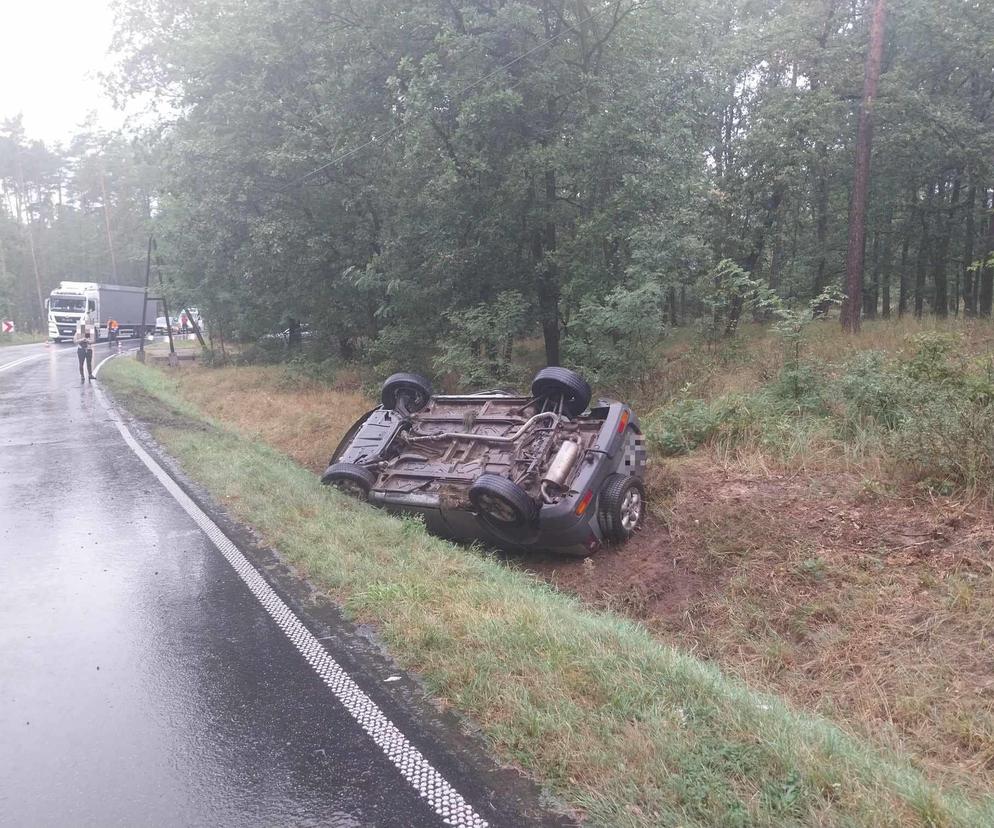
[[1, 0, 121, 144]]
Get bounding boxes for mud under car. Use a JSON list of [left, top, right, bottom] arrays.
[[320, 368, 647, 556]]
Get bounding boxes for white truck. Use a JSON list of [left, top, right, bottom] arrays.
[[47, 282, 160, 343]]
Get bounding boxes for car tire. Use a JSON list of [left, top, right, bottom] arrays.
[[597, 474, 646, 543], [531, 367, 591, 418], [320, 462, 376, 500], [469, 474, 538, 528], [381, 372, 432, 415]]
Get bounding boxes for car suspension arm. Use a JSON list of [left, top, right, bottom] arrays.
[[406, 412, 560, 445]]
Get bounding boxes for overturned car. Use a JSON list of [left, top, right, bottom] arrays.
[[320, 368, 647, 556]]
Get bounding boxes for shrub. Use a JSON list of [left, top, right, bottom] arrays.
[[644, 396, 752, 456], [433, 291, 530, 388], [905, 332, 965, 385], [765, 363, 828, 415], [891, 388, 994, 492], [836, 351, 908, 430], [234, 337, 290, 365], [562, 282, 668, 392]]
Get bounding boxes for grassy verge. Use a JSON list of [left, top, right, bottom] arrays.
[[102, 355, 994, 827], [0, 332, 46, 347]]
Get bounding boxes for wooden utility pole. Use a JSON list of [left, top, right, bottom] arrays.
[[137, 235, 153, 363], [841, 0, 888, 333]]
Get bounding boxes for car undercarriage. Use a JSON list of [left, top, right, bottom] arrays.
[[321, 368, 647, 556]]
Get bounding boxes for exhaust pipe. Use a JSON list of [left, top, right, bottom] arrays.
[[542, 440, 581, 487]]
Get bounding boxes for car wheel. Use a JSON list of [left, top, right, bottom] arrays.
[[381, 372, 432, 415], [531, 367, 591, 418], [469, 474, 538, 528], [597, 474, 646, 543], [320, 462, 376, 500]]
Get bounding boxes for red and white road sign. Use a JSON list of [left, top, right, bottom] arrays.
[[1, 321, 13, 334]]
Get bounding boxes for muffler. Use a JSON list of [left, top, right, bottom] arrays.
[[542, 440, 581, 487]]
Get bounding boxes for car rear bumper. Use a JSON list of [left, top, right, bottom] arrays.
[[368, 492, 600, 556]]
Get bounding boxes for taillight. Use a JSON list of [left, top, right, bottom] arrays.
[[575, 490, 594, 516], [617, 410, 630, 433]]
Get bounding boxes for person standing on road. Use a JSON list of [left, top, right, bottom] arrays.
[[74, 328, 95, 381], [107, 318, 119, 347]]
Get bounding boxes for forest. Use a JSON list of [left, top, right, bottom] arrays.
[[1, 0, 993, 384]]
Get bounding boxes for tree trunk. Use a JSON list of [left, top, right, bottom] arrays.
[[897, 188, 916, 316], [881, 255, 892, 318], [535, 168, 561, 365], [728, 188, 783, 333], [980, 188, 994, 317], [962, 183, 977, 315], [914, 187, 933, 317], [841, 0, 887, 333], [864, 225, 880, 318], [931, 178, 958, 318], [809, 2, 836, 299]]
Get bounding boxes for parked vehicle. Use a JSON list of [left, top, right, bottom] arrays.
[[259, 323, 312, 344], [47, 282, 160, 343], [155, 316, 181, 335], [321, 368, 647, 556]]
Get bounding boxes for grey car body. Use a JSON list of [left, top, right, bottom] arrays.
[[321, 369, 647, 556]]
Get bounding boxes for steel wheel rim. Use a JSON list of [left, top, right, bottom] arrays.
[[397, 387, 427, 412], [620, 487, 642, 531], [477, 493, 517, 524], [334, 479, 367, 499]]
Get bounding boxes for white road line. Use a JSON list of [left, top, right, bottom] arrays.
[[0, 352, 49, 372], [91, 353, 488, 828]]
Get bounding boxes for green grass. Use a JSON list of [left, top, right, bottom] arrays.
[[102, 356, 994, 827], [0, 332, 46, 347]]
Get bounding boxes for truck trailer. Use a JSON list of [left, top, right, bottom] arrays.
[[47, 282, 160, 343]]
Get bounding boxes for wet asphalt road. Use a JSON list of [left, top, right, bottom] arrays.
[[0, 342, 563, 828]]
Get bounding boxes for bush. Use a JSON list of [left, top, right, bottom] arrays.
[[644, 396, 752, 456], [561, 282, 668, 392], [764, 363, 828, 415], [235, 337, 289, 366], [836, 351, 908, 430], [642, 330, 994, 494], [891, 390, 994, 492], [274, 355, 341, 389], [433, 291, 530, 389]]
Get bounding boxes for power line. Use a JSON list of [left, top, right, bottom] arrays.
[[279, 1, 641, 191]]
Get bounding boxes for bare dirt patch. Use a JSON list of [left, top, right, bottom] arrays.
[[524, 517, 704, 626]]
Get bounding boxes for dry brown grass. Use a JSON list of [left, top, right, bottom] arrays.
[[650, 456, 994, 791], [686, 317, 994, 404], [171, 364, 371, 472]]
